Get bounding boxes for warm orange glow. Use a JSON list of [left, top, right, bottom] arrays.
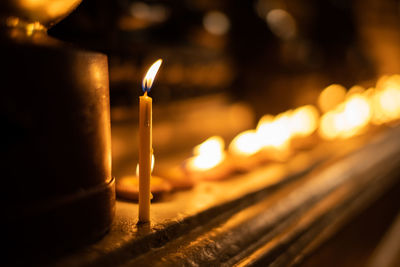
[[319, 111, 340, 140], [346, 85, 365, 98], [228, 105, 318, 156], [256, 112, 291, 150], [290, 105, 319, 137], [228, 130, 261, 156], [187, 136, 226, 171], [370, 75, 400, 124], [376, 75, 400, 91], [318, 84, 346, 113], [378, 88, 400, 118], [18, 0, 82, 24], [136, 154, 155, 176], [345, 95, 371, 126], [319, 94, 371, 139], [6, 17, 20, 27], [142, 59, 162, 92]]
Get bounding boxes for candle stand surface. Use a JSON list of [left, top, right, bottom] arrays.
[[48, 125, 400, 267]]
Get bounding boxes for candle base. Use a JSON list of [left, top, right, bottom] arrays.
[[116, 175, 172, 201], [158, 166, 196, 190], [183, 159, 234, 181]]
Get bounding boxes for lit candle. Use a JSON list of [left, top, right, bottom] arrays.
[[228, 130, 264, 172], [184, 136, 233, 181], [139, 59, 162, 223], [116, 155, 172, 201]]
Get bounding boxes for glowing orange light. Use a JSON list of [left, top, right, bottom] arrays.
[[256, 112, 291, 150], [228, 130, 261, 156], [346, 85, 365, 98], [318, 93, 371, 139], [19, 0, 82, 23], [319, 111, 340, 140], [187, 136, 226, 171], [290, 105, 319, 137], [370, 75, 400, 124], [318, 84, 346, 113], [142, 59, 162, 92], [344, 95, 371, 128], [376, 74, 400, 92]]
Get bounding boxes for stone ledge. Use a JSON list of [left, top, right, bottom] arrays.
[[52, 126, 400, 267]]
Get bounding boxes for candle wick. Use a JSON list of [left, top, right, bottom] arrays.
[[144, 91, 148, 97]]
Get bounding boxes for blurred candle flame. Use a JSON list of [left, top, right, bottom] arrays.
[[185, 74, 400, 171], [188, 136, 226, 171], [346, 85, 365, 98], [254, 105, 318, 151], [256, 112, 291, 150], [229, 130, 261, 156], [343, 95, 371, 129], [319, 94, 371, 139], [142, 59, 162, 93], [289, 105, 319, 138], [319, 74, 400, 140], [371, 75, 400, 124], [318, 84, 346, 113]]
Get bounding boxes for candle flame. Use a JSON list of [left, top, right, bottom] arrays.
[[229, 130, 262, 156], [289, 105, 319, 138], [318, 84, 346, 113], [252, 106, 318, 151], [188, 136, 226, 171], [136, 154, 155, 177], [142, 59, 163, 93], [256, 112, 291, 150], [319, 94, 371, 139], [370, 75, 400, 124]]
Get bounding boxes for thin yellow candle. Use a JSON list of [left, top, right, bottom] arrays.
[[139, 59, 162, 223]]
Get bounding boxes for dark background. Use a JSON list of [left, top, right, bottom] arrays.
[[49, 0, 400, 117]]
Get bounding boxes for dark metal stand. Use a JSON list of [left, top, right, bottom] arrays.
[[1, 25, 115, 265]]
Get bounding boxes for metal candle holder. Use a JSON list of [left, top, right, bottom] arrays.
[[0, 1, 115, 263]]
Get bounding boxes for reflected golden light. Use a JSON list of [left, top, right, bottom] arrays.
[[142, 59, 162, 92], [290, 105, 319, 137], [136, 154, 155, 176], [229, 130, 261, 156], [318, 84, 346, 113], [188, 136, 226, 171]]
